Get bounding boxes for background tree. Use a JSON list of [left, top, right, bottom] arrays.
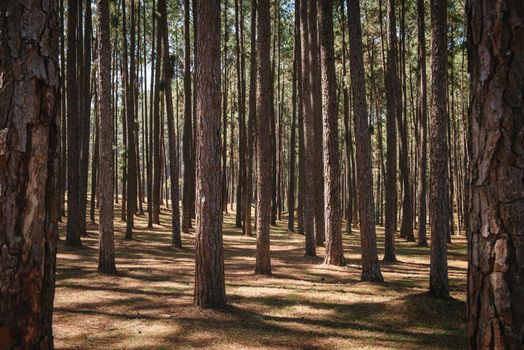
[[466, 0, 524, 346]]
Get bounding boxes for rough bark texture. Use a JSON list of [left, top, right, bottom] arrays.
[[416, 0, 428, 247], [255, 0, 272, 275], [193, 0, 226, 308], [97, 0, 117, 275], [160, 0, 182, 248], [467, 0, 524, 347], [182, 0, 194, 233], [300, 0, 316, 257], [307, 0, 325, 247], [347, 0, 383, 282], [0, 0, 59, 346], [429, 0, 449, 299], [319, 0, 344, 267], [383, 0, 398, 262], [66, 0, 81, 246]]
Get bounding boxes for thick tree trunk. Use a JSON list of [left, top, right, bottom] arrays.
[[0, 0, 59, 346], [193, 0, 227, 308], [300, 0, 316, 257], [429, 0, 449, 299], [182, 0, 194, 233], [255, 0, 272, 275], [347, 0, 384, 282], [97, 0, 117, 275], [319, 0, 344, 267], [383, 0, 399, 262], [466, 0, 524, 347]]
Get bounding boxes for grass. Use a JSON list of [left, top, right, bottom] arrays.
[[53, 203, 467, 349]]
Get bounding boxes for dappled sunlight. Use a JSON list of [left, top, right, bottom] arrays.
[[53, 205, 466, 349]]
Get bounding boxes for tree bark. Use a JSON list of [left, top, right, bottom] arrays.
[[466, 0, 524, 346], [319, 0, 344, 267], [0, 0, 60, 346], [96, 0, 117, 275], [193, 0, 227, 308], [429, 0, 449, 299], [383, 0, 399, 262], [416, 0, 428, 247], [182, 0, 194, 233], [66, 0, 82, 246], [347, 0, 384, 282], [255, 0, 272, 275], [300, 0, 316, 257]]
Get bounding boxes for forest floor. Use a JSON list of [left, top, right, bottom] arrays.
[[54, 205, 467, 350]]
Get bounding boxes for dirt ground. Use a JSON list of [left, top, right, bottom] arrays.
[[53, 205, 467, 349]]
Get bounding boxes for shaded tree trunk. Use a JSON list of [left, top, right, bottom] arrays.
[[347, 0, 384, 282], [97, 0, 117, 275], [319, 0, 344, 266], [383, 0, 399, 262], [193, 0, 227, 308], [182, 0, 194, 233], [0, 0, 60, 346], [300, 0, 316, 257], [255, 0, 272, 275], [429, 0, 449, 299], [466, 0, 524, 346]]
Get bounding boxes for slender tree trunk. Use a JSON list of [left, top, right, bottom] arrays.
[[429, 0, 449, 299], [300, 0, 316, 257], [152, 2, 163, 225], [347, 0, 384, 282], [244, 0, 257, 237], [182, 0, 194, 233], [160, 0, 182, 248], [0, 0, 59, 345], [319, 0, 344, 267], [96, 0, 117, 275], [467, 0, 524, 346], [222, 0, 229, 213], [416, 0, 428, 247], [308, 0, 325, 247], [90, 92, 100, 222], [66, 0, 82, 246], [383, 0, 399, 262], [255, 0, 273, 275], [193, 0, 227, 309]]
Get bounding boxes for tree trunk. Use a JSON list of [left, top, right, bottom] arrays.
[[383, 0, 399, 262], [193, 0, 227, 308], [308, 0, 325, 247], [467, 0, 524, 346], [96, 0, 117, 275], [0, 0, 60, 346], [300, 0, 316, 257], [429, 0, 449, 299], [152, 1, 163, 225], [416, 0, 428, 247], [255, 0, 272, 275], [347, 0, 384, 282], [160, 0, 182, 248], [182, 0, 194, 233], [66, 0, 82, 246], [319, 0, 344, 267]]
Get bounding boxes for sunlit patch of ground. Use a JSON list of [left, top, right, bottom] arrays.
[[53, 202, 466, 349]]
